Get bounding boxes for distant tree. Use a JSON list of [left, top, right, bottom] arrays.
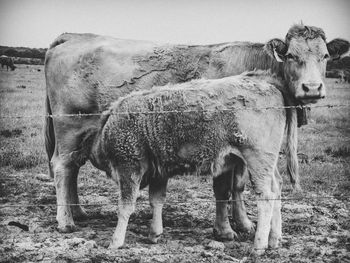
[[4, 48, 19, 57]]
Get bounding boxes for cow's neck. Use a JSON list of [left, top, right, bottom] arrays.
[[205, 42, 283, 78]]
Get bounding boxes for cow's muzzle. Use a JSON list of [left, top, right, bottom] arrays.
[[296, 82, 325, 103]]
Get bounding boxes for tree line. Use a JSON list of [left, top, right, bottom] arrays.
[[0, 45, 349, 71], [0, 46, 47, 65]]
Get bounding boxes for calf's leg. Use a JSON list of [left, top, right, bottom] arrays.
[[268, 169, 283, 248], [110, 162, 144, 249], [245, 152, 278, 255], [149, 176, 168, 243], [213, 170, 237, 241]]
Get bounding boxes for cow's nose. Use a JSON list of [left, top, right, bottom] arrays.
[[302, 83, 323, 93]]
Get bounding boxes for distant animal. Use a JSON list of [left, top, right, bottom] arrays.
[[297, 153, 310, 164], [326, 69, 350, 83], [0, 55, 16, 71], [98, 70, 315, 253], [44, 24, 349, 243]]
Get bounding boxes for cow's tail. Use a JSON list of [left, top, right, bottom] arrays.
[[44, 95, 55, 178], [285, 106, 301, 191]]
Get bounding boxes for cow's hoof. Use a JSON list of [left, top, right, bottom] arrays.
[[57, 224, 76, 233], [149, 233, 162, 244], [213, 228, 237, 241], [236, 219, 256, 234], [292, 183, 302, 193], [72, 206, 88, 220], [237, 224, 256, 241]]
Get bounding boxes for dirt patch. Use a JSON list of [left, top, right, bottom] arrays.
[[1, 168, 349, 263]]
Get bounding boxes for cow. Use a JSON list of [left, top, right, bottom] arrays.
[[0, 55, 16, 71], [44, 24, 349, 239], [97, 70, 316, 253]]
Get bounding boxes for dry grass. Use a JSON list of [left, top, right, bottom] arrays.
[[0, 65, 46, 172]]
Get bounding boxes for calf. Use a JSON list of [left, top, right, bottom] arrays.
[[99, 71, 301, 254]]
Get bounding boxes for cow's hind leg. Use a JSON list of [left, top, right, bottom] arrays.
[[110, 161, 144, 249], [52, 154, 78, 233], [213, 170, 237, 241], [149, 176, 168, 243], [231, 159, 255, 235]]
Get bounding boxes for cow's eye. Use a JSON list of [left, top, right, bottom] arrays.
[[286, 53, 297, 60], [323, 54, 330, 60]]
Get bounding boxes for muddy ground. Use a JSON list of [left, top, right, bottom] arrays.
[[1, 164, 349, 263], [0, 65, 350, 262]]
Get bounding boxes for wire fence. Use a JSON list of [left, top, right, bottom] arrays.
[[1, 195, 349, 209], [0, 103, 349, 119]]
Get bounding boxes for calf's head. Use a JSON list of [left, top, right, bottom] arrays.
[[265, 24, 349, 104]]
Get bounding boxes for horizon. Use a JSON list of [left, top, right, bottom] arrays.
[[0, 0, 350, 49]]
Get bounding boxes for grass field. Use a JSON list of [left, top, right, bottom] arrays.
[[0, 64, 349, 262]]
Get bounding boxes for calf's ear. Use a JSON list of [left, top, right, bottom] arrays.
[[327, 38, 350, 60], [265, 38, 288, 63]]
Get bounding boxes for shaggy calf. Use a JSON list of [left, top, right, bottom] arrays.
[[100, 71, 299, 254]]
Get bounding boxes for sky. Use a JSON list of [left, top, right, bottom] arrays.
[[0, 0, 349, 48]]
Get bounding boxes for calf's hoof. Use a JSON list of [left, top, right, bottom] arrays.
[[109, 240, 124, 250], [253, 247, 266, 256], [268, 235, 281, 249], [213, 227, 237, 241], [57, 224, 76, 233]]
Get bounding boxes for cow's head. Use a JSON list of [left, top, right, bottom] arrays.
[[265, 24, 349, 104]]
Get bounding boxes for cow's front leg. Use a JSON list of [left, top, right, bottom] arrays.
[[109, 162, 143, 249], [213, 170, 237, 241], [149, 176, 168, 243], [68, 166, 88, 220], [52, 156, 77, 232]]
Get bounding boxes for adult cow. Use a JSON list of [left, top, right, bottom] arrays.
[[44, 24, 349, 237], [0, 55, 16, 71], [98, 70, 316, 253]]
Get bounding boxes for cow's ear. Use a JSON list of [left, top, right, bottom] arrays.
[[327, 38, 350, 60], [265, 38, 287, 63]]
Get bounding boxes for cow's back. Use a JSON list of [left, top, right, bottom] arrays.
[[45, 33, 164, 115]]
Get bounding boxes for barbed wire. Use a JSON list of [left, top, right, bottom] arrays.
[[1, 195, 349, 208], [0, 103, 349, 119]]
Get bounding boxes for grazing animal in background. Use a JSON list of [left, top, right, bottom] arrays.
[[0, 55, 16, 71], [97, 70, 318, 253], [44, 24, 349, 240]]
